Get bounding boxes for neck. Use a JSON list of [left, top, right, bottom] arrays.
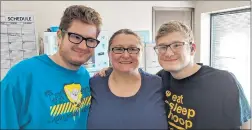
[[170, 62, 201, 80], [110, 69, 141, 85], [50, 52, 79, 70]]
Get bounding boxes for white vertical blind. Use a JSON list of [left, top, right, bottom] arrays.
[[210, 8, 250, 103]]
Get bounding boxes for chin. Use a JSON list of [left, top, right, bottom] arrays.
[[115, 67, 137, 73], [161, 64, 181, 72], [118, 69, 133, 72], [69, 58, 86, 66], [70, 61, 84, 66], [72, 56, 90, 64]]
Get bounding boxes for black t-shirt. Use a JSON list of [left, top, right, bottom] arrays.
[[157, 65, 242, 129]]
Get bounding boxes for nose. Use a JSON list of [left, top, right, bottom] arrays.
[[78, 40, 88, 49], [121, 50, 130, 58], [164, 47, 175, 57]]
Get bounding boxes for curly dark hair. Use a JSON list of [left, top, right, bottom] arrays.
[[59, 5, 102, 37]]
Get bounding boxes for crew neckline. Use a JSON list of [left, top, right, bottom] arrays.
[[171, 65, 206, 84], [105, 68, 145, 100], [39, 54, 82, 75]]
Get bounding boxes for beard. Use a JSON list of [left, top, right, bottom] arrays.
[[59, 44, 93, 68], [69, 54, 92, 67], [68, 59, 84, 67]]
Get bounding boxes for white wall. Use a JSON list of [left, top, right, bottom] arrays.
[[1, 1, 193, 74], [3, 1, 250, 69], [1, 1, 194, 39], [193, 1, 250, 65]]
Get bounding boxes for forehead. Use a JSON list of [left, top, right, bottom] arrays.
[[67, 20, 97, 38], [111, 34, 140, 47], [157, 32, 185, 45]]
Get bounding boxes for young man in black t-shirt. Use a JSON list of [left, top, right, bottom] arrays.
[[154, 21, 251, 129]]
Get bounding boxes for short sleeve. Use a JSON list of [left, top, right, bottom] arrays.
[[229, 72, 251, 124], [222, 78, 241, 128], [1, 66, 29, 129]]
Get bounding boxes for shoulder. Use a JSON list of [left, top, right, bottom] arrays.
[[140, 70, 164, 93], [13, 55, 49, 71], [141, 70, 162, 86], [156, 69, 172, 81], [142, 70, 161, 80], [156, 69, 165, 77], [89, 73, 108, 89], [17, 55, 42, 67], [200, 66, 239, 94], [90, 67, 113, 84], [90, 74, 104, 82], [1, 56, 41, 90], [78, 66, 90, 78], [4, 55, 42, 78], [201, 66, 235, 81]]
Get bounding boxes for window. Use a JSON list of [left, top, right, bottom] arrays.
[[210, 8, 250, 103]]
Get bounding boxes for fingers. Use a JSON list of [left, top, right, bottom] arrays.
[[98, 71, 105, 77], [95, 67, 111, 77], [93, 72, 99, 77], [99, 68, 107, 77]]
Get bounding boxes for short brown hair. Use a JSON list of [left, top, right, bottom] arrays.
[[108, 29, 142, 52], [59, 5, 102, 37], [155, 20, 194, 43]]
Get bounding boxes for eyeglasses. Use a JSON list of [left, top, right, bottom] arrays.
[[111, 47, 140, 54], [61, 29, 100, 48], [153, 42, 190, 55]]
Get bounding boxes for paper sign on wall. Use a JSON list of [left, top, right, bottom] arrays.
[[1, 11, 37, 79]]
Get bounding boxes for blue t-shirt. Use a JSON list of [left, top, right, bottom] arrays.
[[87, 69, 168, 129], [1, 54, 91, 129]]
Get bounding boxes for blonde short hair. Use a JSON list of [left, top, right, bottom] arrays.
[[155, 20, 194, 43]]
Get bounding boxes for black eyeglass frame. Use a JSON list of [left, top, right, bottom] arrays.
[[61, 29, 100, 48], [111, 47, 141, 54]]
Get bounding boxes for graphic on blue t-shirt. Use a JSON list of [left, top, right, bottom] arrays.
[[45, 83, 91, 124]]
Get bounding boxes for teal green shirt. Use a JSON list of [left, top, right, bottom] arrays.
[[1, 54, 91, 129]]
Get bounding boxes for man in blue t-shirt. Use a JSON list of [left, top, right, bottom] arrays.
[[1, 5, 102, 129]]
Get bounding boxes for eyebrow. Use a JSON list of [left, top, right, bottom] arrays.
[[111, 45, 124, 48], [112, 45, 138, 48], [68, 31, 96, 39], [158, 41, 184, 45], [128, 45, 139, 48]]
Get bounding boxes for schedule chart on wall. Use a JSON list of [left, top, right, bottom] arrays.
[[1, 12, 37, 79]]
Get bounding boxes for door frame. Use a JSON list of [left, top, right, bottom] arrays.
[[152, 7, 195, 41]]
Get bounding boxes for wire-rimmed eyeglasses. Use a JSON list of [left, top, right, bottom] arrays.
[[153, 42, 191, 54]]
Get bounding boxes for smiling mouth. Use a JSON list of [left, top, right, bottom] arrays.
[[119, 61, 132, 64], [164, 59, 177, 62], [73, 50, 90, 54]]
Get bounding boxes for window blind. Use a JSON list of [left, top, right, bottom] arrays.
[[210, 8, 251, 102]]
